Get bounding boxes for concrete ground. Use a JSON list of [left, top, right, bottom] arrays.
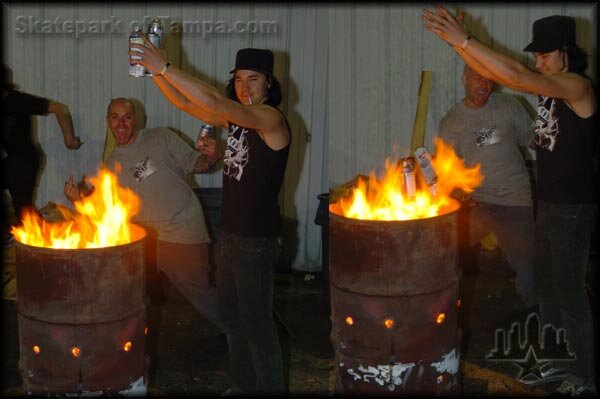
[[2, 235, 597, 396]]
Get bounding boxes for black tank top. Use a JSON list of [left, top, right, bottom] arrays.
[[220, 109, 290, 237], [534, 96, 598, 204]]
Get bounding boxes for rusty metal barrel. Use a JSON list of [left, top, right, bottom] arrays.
[[15, 224, 148, 396], [329, 200, 462, 395]]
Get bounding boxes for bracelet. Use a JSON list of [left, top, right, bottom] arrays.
[[159, 62, 171, 76], [461, 35, 472, 50]]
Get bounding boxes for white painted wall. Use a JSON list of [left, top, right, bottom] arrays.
[[3, 3, 329, 271]]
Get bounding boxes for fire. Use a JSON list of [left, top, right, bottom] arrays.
[[332, 138, 483, 221], [11, 167, 140, 249]]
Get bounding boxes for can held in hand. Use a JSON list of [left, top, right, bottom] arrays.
[[129, 29, 145, 78], [414, 146, 438, 196], [145, 17, 164, 76], [196, 124, 215, 149]]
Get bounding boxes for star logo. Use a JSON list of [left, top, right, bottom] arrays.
[[486, 312, 576, 385], [513, 346, 548, 383]]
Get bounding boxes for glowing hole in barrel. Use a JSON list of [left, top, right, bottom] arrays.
[[436, 313, 446, 324], [384, 318, 394, 329], [123, 341, 132, 352], [144, 327, 148, 335], [71, 347, 81, 358], [345, 317, 354, 326], [437, 375, 444, 384], [32, 345, 40, 355], [456, 299, 462, 308]]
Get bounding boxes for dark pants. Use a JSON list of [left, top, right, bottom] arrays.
[[4, 154, 40, 219], [465, 201, 536, 306], [534, 200, 597, 385], [155, 240, 226, 333], [216, 231, 285, 394]]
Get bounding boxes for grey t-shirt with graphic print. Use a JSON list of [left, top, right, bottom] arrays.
[[107, 127, 211, 244], [438, 92, 534, 206]]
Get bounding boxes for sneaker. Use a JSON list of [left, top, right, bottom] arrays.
[[551, 380, 598, 397], [220, 387, 243, 397]]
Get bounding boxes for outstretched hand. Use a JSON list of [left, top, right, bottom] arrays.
[[422, 6, 468, 47], [197, 136, 222, 164], [65, 135, 83, 150], [64, 175, 81, 203], [128, 33, 169, 75]]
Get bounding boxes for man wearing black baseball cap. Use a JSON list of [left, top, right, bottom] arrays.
[[131, 43, 290, 395], [423, 7, 597, 396]]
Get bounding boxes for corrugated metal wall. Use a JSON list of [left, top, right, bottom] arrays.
[[329, 3, 598, 187], [3, 3, 328, 271], [3, 3, 598, 270]]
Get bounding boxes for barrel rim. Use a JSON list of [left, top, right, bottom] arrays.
[[329, 197, 460, 225], [13, 223, 147, 252]]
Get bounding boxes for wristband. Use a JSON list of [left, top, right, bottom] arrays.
[[461, 36, 472, 50], [160, 62, 171, 76]]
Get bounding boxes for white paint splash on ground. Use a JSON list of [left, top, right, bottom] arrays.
[[118, 376, 147, 396], [430, 348, 459, 375]]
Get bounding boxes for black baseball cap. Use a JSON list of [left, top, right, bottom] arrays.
[[229, 48, 274, 76], [523, 15, 576, 52]]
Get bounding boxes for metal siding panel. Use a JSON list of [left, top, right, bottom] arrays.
[[304, 6, 329, 270], [389, 6, 412, 157], [328, 6, 355, 187], [75, 5, 113, 196], [39, 6, 77, 209], [353, 7, 386, 178]]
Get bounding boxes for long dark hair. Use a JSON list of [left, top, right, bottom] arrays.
[[226, 73, 283, 107], [563, 44, 589, 75]]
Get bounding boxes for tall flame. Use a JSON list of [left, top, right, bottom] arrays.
[[334, 138, 483, 221], [11, 167, 140, 249]]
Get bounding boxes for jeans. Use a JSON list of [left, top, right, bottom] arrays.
[[156, 240, 227, 333], [534, 200, 597, 385], [463, 201, 536, 306], [216, 231, 285, 394]]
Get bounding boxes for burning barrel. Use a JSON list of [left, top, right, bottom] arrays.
[[329, 198, 462, 395], [15, 223, 148, 396]]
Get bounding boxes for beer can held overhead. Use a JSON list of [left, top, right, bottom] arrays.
[[145, 17, 164, 77], [129, 29, 145, 78]]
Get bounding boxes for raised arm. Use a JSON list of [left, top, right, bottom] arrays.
[[47, 101, 82, 149], [422, 6, 591, 104], [152, 75, 226, 127], [129, 38, 290, 150]]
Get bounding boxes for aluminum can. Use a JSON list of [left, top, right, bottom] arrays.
[[196, 124, 215, 149], [401, 157, 417, 200], [148, 17, 164, 41], [414, 147, 438, 196], [145, 17, 163, 76], [128, 29, 145, 77]]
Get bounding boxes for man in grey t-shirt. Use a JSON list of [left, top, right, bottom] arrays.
[[64, 98, 226, 332], [438, 65, 536, 306]]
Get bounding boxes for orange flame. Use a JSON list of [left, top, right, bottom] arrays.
[[333, 138, 483, 221], [11, 167, 140, 249]]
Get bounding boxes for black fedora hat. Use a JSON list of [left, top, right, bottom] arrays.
[[523, 15, 576, 52], [229, 48, 274, 76]]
